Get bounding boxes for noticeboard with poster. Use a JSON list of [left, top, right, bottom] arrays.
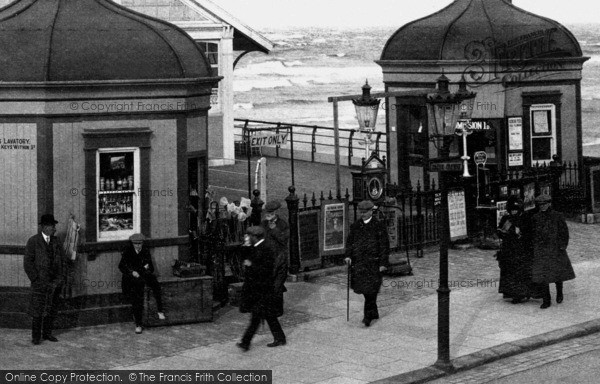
[[298, 210, 322, 270], [523, 182, 536, 211], [448, 189, 468, 241], [321, 202, 348, 256]]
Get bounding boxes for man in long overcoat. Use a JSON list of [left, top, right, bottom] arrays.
[[345, 200, 390, 326], [24, 214, 70, 345], [237, 226, 286, 351], [261, 200, 289, 319], [531, 194, 575, 309]]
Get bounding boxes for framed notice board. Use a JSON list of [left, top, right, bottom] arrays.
[[321, 202, 348, 257], [298, 210, 322, 270]]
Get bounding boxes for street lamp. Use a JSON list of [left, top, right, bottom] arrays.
[[454, 77, 476, 177], [426, 73, 476, 372], [353, 80, 381, 158]]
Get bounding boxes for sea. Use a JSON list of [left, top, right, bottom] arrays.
[[232, 24, 600, 157]]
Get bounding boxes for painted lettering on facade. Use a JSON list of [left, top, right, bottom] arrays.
[[0, 137, 35, 150]]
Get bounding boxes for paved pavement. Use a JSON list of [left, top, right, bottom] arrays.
[[2, 219, 600, 383]]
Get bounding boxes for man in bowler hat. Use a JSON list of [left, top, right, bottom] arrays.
[[24, 214, 70, 345], [261, 200, 289, 323], [345, 200, 390, 326], [119, 233, 165, 334], [237, 226, 286, 351], [531, 194, 575, 309]]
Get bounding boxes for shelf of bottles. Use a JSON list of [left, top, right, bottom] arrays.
[[97, 150, 138, 239]]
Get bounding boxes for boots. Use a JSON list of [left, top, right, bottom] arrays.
[[31, 317, 42, 345], [556, 282, 564, 304], [42, 316, 58, 342]]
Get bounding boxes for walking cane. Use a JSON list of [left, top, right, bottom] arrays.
[[346, 259, 350, 321]]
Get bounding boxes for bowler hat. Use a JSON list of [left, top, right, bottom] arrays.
[[246, 226, 265, 237], [39, 214, 58, 226], [535, 194, 552, 204], [264, 200, 281, 213], [129, 233, 145, 243], [357, 200, 374, 211]]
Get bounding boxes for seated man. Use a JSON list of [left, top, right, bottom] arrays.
[[118, 233, 165, 334]]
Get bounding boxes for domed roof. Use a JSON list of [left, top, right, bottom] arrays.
[[381, 0, 582, 61], [0, 0, 213, 82]]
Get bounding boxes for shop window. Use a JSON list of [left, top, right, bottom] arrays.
[[406, 106, 427, 160], [530, 104, 556, 164], [96, 148, 140, 241], [197, 41, 219, 106]]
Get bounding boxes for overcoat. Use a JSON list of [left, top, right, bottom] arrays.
[[531, 208, 575, 284], [262, 217, 289, 317], [118, 244, 156, 297], [239, 241, 277, 316], [497, 213, 533, 297], [345, 217, 390, 295], [24, 233, 68, 317]]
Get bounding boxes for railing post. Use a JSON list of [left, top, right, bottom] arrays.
[[348, 130, 356, 167], [286, 186, 300, 274], [250, 189, 264, 226], [311, 126, 318, 163]]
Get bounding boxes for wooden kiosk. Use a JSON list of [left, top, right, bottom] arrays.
[[0, 0, 221, 328]]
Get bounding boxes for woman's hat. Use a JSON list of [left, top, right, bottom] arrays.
[[535, 194, 552, 203]]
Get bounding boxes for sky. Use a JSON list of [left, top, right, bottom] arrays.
[[212, 0, 600, 29]]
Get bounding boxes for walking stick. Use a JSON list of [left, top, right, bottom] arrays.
[[346, 259, 350, 321]]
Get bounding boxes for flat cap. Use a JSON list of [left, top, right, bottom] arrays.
[[245, 226, 265, 237], [535, 194, 552, 203], [357, 200, 374, 211], [129, 233, 145, 243], [264, 200, 281, 213]]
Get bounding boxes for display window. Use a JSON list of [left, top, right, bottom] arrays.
[[96, 148, 140, 241], [530, 104, 556, 164]]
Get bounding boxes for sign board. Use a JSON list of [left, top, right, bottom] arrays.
[[298, 210, 321, 270], [474, 151, 487, 165], [250, 133, 289, 147], [429, 162, 463, 172], [448, 189, 468, 241], [508, 152, 523, 167], [322, 202, 347, 255], [508, 117, 523, 150]]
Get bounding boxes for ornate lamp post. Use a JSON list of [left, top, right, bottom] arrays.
[[426, 73, 475, 372], [352, 80, 381, 158], [454, 77, 476, 178]]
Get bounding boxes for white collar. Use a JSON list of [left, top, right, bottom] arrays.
[[362, 217, 372, 224], [42, 233, 50, 243], [254, 239, 265, 247]]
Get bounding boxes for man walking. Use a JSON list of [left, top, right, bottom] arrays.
[[24, 214, 70, 345], [531, 194, 575, 309], [119, 233, 166, 334], [345, 200, 390, 326], [261, 200, 289, 324], [237, 226, 286, 351]]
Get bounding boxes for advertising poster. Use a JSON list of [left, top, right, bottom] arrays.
[[496, 201, 508, 227], [523, 183, 536, 211], [508, 117, 523, 150], [381, 207, 399, 249], [322, 203, 346, 252], [508, 152, 523, 167], [448, 189, 468, 241]]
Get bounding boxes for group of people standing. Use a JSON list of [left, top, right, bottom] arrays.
[[497, 194, 575, 309]]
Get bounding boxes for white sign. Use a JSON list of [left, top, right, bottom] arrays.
[[250, 133, 289, 147], [448, 189, 468, 241], [474, 151, 487, 165], [508, 117, 523, 150], [508, 152, 523, 167], [496, 201, 508, 227]]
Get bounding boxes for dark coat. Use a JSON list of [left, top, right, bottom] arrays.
[[24, 233, 69, 317], [531, 208, 575, 284], [239, 241, 278, 317], [262, 217, 289, 316], [497, 212, 533, 297], [118, 244, 156, 297], [345, 217, 390, 295]]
